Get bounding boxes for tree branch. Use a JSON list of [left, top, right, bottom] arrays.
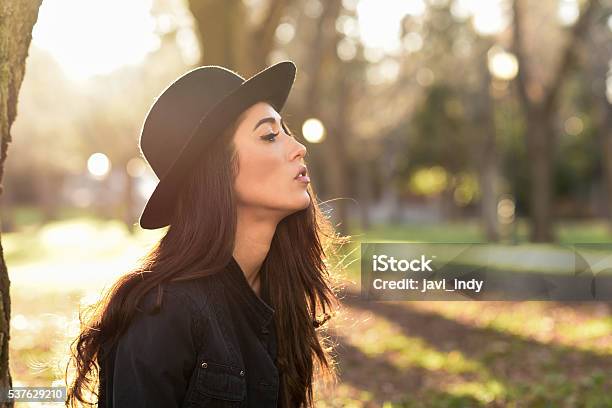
[[511, 0, 533, 113], [544, 0, 598, 112]]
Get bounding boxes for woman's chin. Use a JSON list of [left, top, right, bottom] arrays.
[[283, 195, 311, 214], [299, 193, 311, 209]]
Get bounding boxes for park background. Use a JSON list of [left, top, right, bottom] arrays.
[[2, 0, 612, 406]]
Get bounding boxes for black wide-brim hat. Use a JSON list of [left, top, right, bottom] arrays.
[[138, 60, 296, 230]]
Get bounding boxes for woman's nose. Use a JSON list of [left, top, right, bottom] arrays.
[[290, 138, 307, 160]]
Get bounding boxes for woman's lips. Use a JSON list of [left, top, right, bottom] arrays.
[[295, 175, 310, 183]]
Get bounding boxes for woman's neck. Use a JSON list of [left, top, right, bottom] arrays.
[[233, 211, 278, 296]]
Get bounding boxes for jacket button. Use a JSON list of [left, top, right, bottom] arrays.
[[201, 362, 208, 368], [239, 370, 245, 376]]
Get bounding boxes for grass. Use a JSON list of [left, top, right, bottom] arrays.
[[4, 214, 612, 407]]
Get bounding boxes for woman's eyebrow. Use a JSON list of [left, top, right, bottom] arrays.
[[253, 116, 283, 131]]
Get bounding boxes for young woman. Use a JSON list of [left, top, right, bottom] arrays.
[[65, 61, 349, 407]]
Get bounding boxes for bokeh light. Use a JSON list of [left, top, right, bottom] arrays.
[[471, 0, 509, 36], [497, 197, 516, 224], [275, 22, 295, 44], [357, 0, 425, 55], [564, 116, 584, 136], [126, 157, 147, 178], [302, 118, 326, 143], [87, 153, 111, 178], [557, 0, 579, 26], [337, 37, 358, 61], [402, 32, 424, 54], [336, 15, 360, 39], [416, 67, 435, 86], [488, 46, 519, 81], [409, 166, 448, 196]]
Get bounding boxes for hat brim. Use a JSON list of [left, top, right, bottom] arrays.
[[139, 61, 296, 229]]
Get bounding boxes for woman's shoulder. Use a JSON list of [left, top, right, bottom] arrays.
[[138, 272, 223, 316], [125, 279, 212, 343]]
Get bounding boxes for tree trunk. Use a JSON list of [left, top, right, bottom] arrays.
[[586, 14, 612, 232], [0, 0, 43, 405], [187, 0, 291, 75], [526, 109, 556, 242], [324, 65, 351, 235], [511, 0, 596, 242], [187, 0, 249, 71], [599, 106, 612, 232], [476, 41, 500, 242]]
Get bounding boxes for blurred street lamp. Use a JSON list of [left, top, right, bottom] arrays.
[[416, 67, 435, 86], [487, 46, 518, 81], [87, 152, 111, 179], [302, 118, 326, 143]]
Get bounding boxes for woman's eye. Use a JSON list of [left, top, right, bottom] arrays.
[[261, 131, 280, 142], [282, 123, 293, 137]]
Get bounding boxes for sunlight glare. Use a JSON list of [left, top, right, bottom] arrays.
[[356, 0, 425, 55], [558, 0, 579, 26], [470, 0, 509, 36], [32, 0, 160, 80]]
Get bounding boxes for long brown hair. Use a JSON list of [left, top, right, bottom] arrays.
[[65, 108, 350, 407]]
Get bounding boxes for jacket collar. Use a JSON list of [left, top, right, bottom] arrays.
[[222, 255, 275, 330]]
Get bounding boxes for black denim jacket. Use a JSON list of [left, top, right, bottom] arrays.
[[97, 256, 279, 407]]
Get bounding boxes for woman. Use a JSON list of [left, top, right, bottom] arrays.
[[65, 61, 349, 407]]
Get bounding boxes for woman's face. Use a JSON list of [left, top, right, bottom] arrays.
[[232, 102, 310, 218]]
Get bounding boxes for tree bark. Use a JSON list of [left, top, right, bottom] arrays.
[[0, 0, 43, 405]]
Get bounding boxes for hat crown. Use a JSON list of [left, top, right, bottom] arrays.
[[139, 66, 245, 179]]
